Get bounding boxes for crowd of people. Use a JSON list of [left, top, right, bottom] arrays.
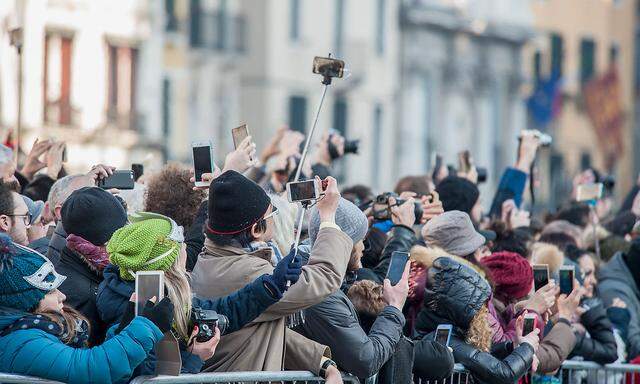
[[0, 128, 639, 384]]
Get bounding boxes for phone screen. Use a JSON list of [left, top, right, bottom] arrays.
[[435, 327, 451, 346], [135, 272, 164, 316], [289, 180, 317, 202], [99, 170, 135, 190], [523, 316, 536, 335], [232, 125, 249, 149], [533, 266, 549, 291], [386, 251, 409, 286], [193, 145, 213, 182], [559, 268, 574, 295]]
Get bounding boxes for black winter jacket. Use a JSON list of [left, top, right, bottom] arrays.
[[570, 303, 618, 364], [56, 246, 107, 345], [415, 258, 534, 384], [357, 225, 416, 284], [298, 284, 407, 379], [184, 200, 207, 272]]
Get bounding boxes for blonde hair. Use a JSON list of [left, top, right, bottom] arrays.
[[269, 193, 299, 256], [164, 260, 193, 341], [466, 305, 492, 352]]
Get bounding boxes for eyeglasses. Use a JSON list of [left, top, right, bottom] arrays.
[[262, 206, 279, 221], [9, 213, 31, 226]]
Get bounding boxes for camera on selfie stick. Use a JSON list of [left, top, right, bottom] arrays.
[[284, 54, 346, 288]]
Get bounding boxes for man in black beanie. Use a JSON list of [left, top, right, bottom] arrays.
[[598, 237, 640, 359], [435, 176, 482, 224], [191, 170, 351, 381], [56, 187, 128, 345]]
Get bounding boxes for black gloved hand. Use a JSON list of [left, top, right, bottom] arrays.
[[141, 297, 174, 334], [115, 301, 136, 334], [267, 249, 304, 293]]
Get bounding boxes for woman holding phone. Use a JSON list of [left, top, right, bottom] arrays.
[[0, 234, 174, 384], [415, 257, 540, 384], [97, 211, 300, 374]]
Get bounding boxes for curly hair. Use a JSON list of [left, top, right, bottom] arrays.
[[347, 280, 386, 318], [144, 163, 206, 228], [466, 305, 492, 352]]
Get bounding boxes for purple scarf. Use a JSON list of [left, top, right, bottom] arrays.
[[66, 234, 110, 272]]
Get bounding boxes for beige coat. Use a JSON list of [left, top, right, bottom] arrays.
[[191, 227, 353, 374]]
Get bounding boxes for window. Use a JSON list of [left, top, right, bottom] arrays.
[[533, 51, 542, 83], [165, 0, 178, 32], [288, 96, 307, 133], [372, 104, 383, 186], [189, 0, 202, 47], [609, 42, 619, 66], [106, 43, 139, 129], [333, 97, 348, 136], [216, 0, 228, 50], [550, 33, 563, 76], [334, 0, 345, 56], [580, 38, 596, 84], [162, 78, 171, 137], [375, 0, 385, 55], [290, 0, 301, 41], [43, 32, 74, 126]]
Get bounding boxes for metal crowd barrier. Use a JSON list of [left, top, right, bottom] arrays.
[[415, 364, 470, 384], [559, 360, 640, 384], [130, 371, 360, 384], [0, 373, 64, 383]]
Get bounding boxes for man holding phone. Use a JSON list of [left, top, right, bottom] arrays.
[[191, 171, 351, 382]]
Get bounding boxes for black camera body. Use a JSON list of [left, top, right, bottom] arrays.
[[372, 192, 423, 225], [191, 308, 229, 342]]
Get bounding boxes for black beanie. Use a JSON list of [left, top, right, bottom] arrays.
[[435, 176, 480, 215], [61, 187, 128, 246], [207, 170, 271, 235]]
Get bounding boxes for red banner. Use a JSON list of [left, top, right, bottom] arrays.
[[583, 67, 625, 167]]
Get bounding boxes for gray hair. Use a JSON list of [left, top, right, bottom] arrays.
[[0, 145, 13, 165], [47, 174, 92, 217]]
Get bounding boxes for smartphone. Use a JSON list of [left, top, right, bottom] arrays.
[[458, 151, 472, 174], [523, 313, 537, 335], [62, 144, 67, 163], [231, 124, 250, 149], [576, 183, 604, 202], [312, 56, 345, 78], [192, 141, 213, 188], [132, 163, 144, 182], [98, 170, 135, 190], [533, 264, 549, 292], [559, 266, 575, 295], [286, 179, 322, 203], [386, 251, 410, 286], [431, 153, 443, 183], [434, 324, 453, 347], [135, 271, 165, 316]]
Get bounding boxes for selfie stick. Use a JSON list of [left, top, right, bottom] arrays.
[[293, 53, 336, 183]]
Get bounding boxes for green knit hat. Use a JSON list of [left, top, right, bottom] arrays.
[[107, 212, 185, 281]]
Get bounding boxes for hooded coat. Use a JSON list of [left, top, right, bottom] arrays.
[[191, 227, 352, 375], [598, 252, 640, 359], [0, 307, 162, 384], [415, 257, 534, 384]]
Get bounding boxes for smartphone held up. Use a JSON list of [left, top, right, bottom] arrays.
[[135, 271, 165, 316], [192, 141, 213, 188], [386, 251, 409, 286]]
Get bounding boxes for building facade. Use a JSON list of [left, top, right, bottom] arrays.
[[525, 0, 636, 202], [398, 0, 534, 195], [0, 0, 162, 171]]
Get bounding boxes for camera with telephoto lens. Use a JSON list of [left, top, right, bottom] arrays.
[[191, 308, 229, 342], [372, 192, 423, 225], [343, 139, 360, 155]]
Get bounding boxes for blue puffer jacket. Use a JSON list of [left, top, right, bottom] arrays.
[[97, 264, 282, 374], [0, 307, 162, 384]]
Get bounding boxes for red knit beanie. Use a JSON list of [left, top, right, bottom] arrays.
[[481, 251, 533, 301]]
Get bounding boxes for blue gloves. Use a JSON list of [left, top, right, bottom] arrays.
[[267, 248, 304, 293]]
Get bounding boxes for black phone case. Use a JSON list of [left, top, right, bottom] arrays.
[[386, 253, 409, 286], [99, 171, 134, 190]]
